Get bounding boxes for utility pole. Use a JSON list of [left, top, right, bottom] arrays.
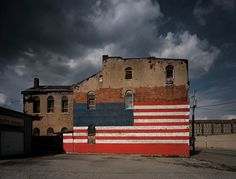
[[191, 90, 197, 154]]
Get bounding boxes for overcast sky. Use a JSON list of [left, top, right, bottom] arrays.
[[0, 0, 236, 119]]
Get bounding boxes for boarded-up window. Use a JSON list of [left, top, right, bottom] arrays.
[[61, 96, 68, 112], [33, 96, 40, 113], [125, 67, 132, 79], [87, 91, 95, 110]]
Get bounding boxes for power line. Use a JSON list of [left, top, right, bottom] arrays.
[[197, 107, 236, 112], [197, 100, 236, 108]]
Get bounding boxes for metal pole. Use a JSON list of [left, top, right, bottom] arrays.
[[191, 91, 197, 154], [192, 104, 195, 154]]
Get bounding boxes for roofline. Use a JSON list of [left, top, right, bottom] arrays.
[[75, 71, 102, 86], [21, 85, 73, 94], [103, 55, 188, 62], [0, 107, 36, 120]]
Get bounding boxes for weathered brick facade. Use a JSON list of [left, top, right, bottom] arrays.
[[65, 55, 190, 156], [22, 79, 73, 136]]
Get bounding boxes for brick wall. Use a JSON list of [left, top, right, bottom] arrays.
[[75, 86, 188, 104]]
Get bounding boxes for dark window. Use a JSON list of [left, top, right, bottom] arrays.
[[33, 96, 40, 113], [61, 127, 69, 133], [166, 65, 174, 84], [61, 96, 68, 112], [47, 127, 54, 136], [33, 128, 40, 136], [125, 67, 132, 79], [87, 91, 95, 110], [47, 96, 54, 112], [125, 91, 133, 109]]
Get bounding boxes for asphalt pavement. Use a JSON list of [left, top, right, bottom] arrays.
[[0, 149, 236, 179]]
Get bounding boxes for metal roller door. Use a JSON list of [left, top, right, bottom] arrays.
[[1, 131, 24, 156]]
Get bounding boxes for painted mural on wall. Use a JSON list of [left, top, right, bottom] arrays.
[[63, 56, 190, 157]]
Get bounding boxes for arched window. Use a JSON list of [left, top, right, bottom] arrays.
[[87, 91, 95, 110], [33, 96, 40, 113], [33, 128, 40, 136], [125, 67, 132, 79], [125, 91, 133, 109], [47, 96, 54, 113], [61, 127, 69, 133], [47, 127, 54, 136], [166, 65, 174, 84], [61, 96, 68, 112]]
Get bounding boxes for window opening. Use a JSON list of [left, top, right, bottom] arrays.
[[88, 124, 96, 144], [33, 128, 40, 136], [47, 96, 54, 112], [125, 91, 133, 109], [47, 127, 54, 136], [125, 67, 133, 79], [166, 65, 174, 84], [87, 91, 95, 110], [33, 96, 40, 113], [61, 127, 69, 133], [61, 96, 68, 112]]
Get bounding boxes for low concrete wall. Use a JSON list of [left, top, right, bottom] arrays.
[[196, 134, 236, 150]]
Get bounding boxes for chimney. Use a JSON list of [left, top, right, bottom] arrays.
[[34, 78, 39, 88], [102, 55, 109, 61]]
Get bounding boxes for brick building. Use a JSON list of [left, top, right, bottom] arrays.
[[64, 55, 190, 156], [21, 78, 73, 136]]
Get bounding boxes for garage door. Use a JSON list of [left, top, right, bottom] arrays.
[[1, 131, 24, 156]]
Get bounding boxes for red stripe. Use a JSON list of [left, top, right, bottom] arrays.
[[73, 136, 87, 139], [134, 118, 188, 121], [63, 136, 73, 139], [134, 101, 189, 105], [134, 108, 189, 112], [63, 143, 74, 152], [73, 129, 87, 133], [68, 143, 190, 156], [134, 115, 189, 119], [96, 136, 189, 140], [94, 129, 189, 133], [134, 122, 189, 126]]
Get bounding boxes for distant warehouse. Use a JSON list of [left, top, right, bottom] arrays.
[[64, 55, 190, 157]]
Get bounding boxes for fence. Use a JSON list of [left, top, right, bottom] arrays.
[[32, 134, 64, 154], [190, 119, 236, 136]]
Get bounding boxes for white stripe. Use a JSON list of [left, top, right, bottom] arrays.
[[73, 139, 87, 143], [73, 133, 87, 136], [134, 105, 189, 109], [96, 140, 189, 144], [96, 126, 189, 130], [134, 112, 189, 116], [96, 132, 189, 137], [63, 133, 73, 136], [73, 126, 88, 130], [134, 119, 189, 123], [63, 139, 73, 143]]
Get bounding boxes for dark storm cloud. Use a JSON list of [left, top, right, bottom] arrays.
[[0, 0, 99, 60], [0, 0, 235, 119]]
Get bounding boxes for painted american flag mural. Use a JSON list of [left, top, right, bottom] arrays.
[[63, 101, 190, 156]]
